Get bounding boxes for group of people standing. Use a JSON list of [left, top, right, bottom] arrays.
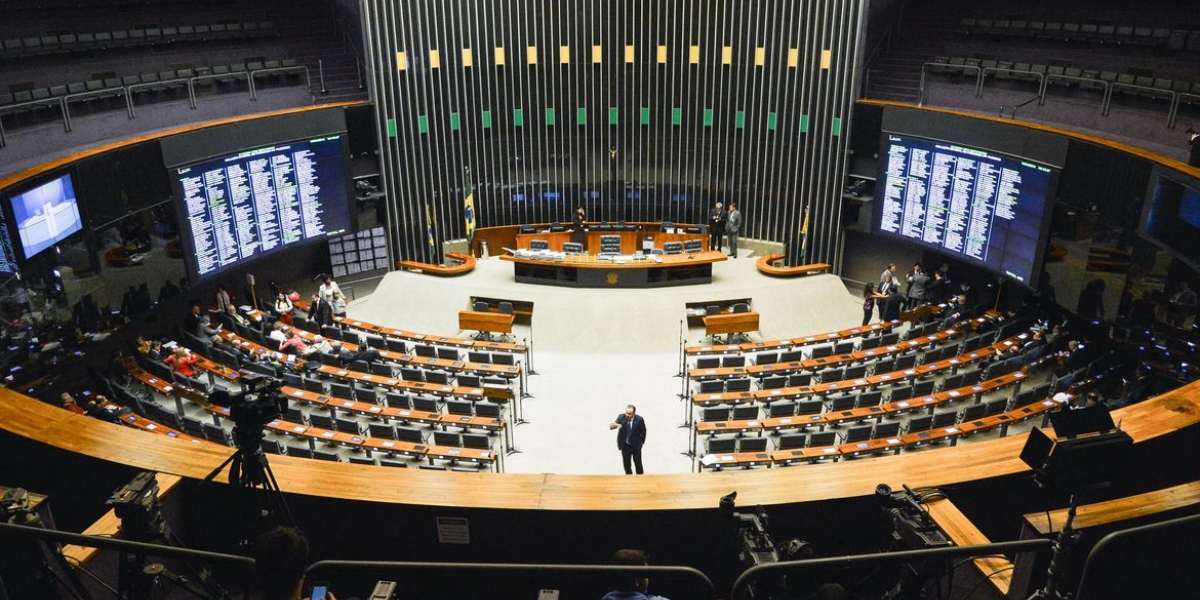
[[862, 261, 961, 326], [707, 202, 742, 257]]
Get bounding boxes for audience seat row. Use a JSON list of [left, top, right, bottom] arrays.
[[957, 18, 1200, 52], [0, 21, 277, 60]]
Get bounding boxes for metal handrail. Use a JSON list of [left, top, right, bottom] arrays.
[[1106, 81, 1178, 125], [307, 559, 718, 600], [63, 86, 128, 129], [1039, 73, 1112, 109], [188, 72, 253, 108], [919, 62, 982, 105], [730, 538, 1054, 600], [0, 96, 68, 145], [125, 78, 189, 118], [978, 66, 1046, 100], [248, 65, 311, 100]]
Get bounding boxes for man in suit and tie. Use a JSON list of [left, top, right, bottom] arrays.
[[725, 203, 742, 258], [708, 202, 726, 252], [609, 404, 647, 474]]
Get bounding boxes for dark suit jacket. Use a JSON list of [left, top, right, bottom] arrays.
[[614, 413, 647, 450]]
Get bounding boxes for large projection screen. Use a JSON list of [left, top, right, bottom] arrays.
[[171, 135, 353, 281]]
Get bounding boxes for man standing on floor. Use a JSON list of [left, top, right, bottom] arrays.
[[725, 203, 742, 258], [610, 404, 647, 474], [708, 202, 726, 253]]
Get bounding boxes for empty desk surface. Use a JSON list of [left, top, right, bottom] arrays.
[[459, 310, 516, 334], [703, 311, 760, 336]]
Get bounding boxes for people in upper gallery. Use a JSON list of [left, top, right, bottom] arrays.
[[1187, 127, 1200, 168], [861, 282, 887, 327], [609, 404, 647, 475], [214, 283, 233, 314], [572, 205, 588, 248], [601, 549, 668, 600], [905, 262, 931, 307], [317, 274, 341, 303], [1166, 281, 1197, 328], [725, 202, 742, 258], [1076, 279, 1106, 322], [707, 202, 726, 252], [163, 346, 198, 378]]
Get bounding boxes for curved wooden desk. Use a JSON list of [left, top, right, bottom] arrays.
[[755, 253, 833, 277], [500, 250, 727, 288], [3, 381, 1197, 511], [397, 252, 477, 276]]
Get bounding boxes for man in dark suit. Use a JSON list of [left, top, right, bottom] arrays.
[[308, 293, 332, 328], [609, 404, 647, 475], [708, 202, 726, 252]]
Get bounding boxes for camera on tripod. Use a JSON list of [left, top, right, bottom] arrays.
[[209, 374, 287, 443], [720, 491, 782, 567], [874, 484, 950, 551], [108, 472, 167, 542]]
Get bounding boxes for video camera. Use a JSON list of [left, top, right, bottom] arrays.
[[209, 374, 286, 445], [874, 484, 949, 550], [720, 491, 780, 567]]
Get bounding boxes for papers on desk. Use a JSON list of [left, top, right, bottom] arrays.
[[699, 454, 719, 467], [513, 249, 566, 262]]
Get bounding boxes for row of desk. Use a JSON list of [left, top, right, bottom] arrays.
[[685, 320, 900, 356], [291, 299, 527, 355], [697, 396, 1061, 470]]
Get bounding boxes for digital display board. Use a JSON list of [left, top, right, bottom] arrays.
[[172, 136, 352, 280], [8, 173, 84, 260], [875, 133, 1056, 287], [329, 226, 389, 277], [1140, 172, 1200, 272]]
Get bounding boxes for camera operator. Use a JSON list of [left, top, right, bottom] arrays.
[[252, 526, 338, 600], [601, 549, 669, 600]]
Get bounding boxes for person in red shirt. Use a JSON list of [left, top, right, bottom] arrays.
[[164, 347, 198, 378]]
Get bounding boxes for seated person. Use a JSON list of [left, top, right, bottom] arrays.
[[59, 392, 88, 415], [278, 329, 309, 356], [602, 549, 668, 600], [268, 321, 289, 347], [163, 347, 198, 378], [304, 335, 333, 357]]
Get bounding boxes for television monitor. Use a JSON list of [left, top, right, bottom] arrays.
[[171, 135, 353, 280], [8, 173, 84, 260], [874, 133, 1058, 288], [1139, 171, 1200, 272]]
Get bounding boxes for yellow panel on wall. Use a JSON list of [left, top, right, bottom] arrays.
[[721, 46, 732, 65], [592, 45, 603, 63], [625, 44, 635, 63], [689, 45, 700, 64], [560, 45, 570, 64], [429, 49, 440, 69], [657, 45, 667, 64], [495, 47, 506, 66], [462, 48, 473, 68], [528, 45, 538, 65], [787, 48, 799, 68], [754, 47, 765, 66], [396, 51, 407, 71], [821, 49, 832, 69]]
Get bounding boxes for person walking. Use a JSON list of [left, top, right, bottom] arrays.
[[609, 404, 647, 475]]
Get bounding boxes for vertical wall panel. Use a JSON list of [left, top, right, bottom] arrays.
[[364, 0, 863, 266]]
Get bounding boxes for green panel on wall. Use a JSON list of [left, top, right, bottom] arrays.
[[481, 110, 492, 129], [832, 117, 842, 137], [546, 107, 556, 126], [450, 112, 460, 131], [417, 115, 428, 134], [608, 106, 619, 125], [799, 114, 810, 133], [671, 107, 682, 125], [577, 107, 587, 125], [767, 112, 778, 131], [640, 107, 650, 125], [513, 108, 524, 127], [735, 111, 746, 129], [703, 108, 714, 127], [386, 118, 396, 138]]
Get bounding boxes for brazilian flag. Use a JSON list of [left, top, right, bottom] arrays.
[[463, 167, 476, 245]]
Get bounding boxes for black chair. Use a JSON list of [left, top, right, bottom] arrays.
[[767, 401, 796, 417], [414, 345, 437, 358], [385, 391, 411, 409], [906, 414, 934, 434], [778, 433, 807, 450], [354, 383, 376, 402], [437, 347, 460, 360], [395, 426, 426, 443], [474, 401, 503, 418], [731, 405, 759, 420], [468, 351, 491, 363], [492, 352, 516, 365], [412, 394, 443, 412], [308, 413, 336, 430], [349, 455, 376, 465], [755, 352, 779, 365], [796, 399, 825, 416], [446, 399, 474, 416], [696, 356, 720, 369], [400, 367, 425, 381], [810, 344, 833, 359], [931, 410, 959, 428], [369, 422, 397, 439], [834, 340, 856, 355], [370, 362, 395, 377], [335, 417, 365, 435], [761, 375, 788, 390], [379, 458, 409, 468], [288, 446, 314, 459], [960, 403, 988, 423], [457, 374, 483, 388], [701, 406, 731, 422], [984, 397, 1010, 416], [705, 435, 737, 454], [874, 421, 901, 439], [779, 350, 805, 362], [386, 338, 407, 353], [314, 449, 341, 462], [828, 394, 856, 411], [738, 437, 768, 453], [462, 433, 492, 450], [433, 431, 462, 446], [328, 381, 354, 400], [807, 431, 838, 447], [725, 378, 752, 392], [843, 423, 874, 443], [721, 355, 746, 367], [549, 222, 567, 232]]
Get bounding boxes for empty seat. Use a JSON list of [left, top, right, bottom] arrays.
[[721, 355, 746, 368], [738, 437, 768, 453], [705, 435, 737, 454], [433, 431, 462, 446], [777, 433, 808, 450], [701, 406, 731, 422]]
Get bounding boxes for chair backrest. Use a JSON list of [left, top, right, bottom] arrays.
[[498, 301, 514, 314], [705, 435, 737, 453], [721, 355, 746, 367], [778, 433, 807, 449], [731, 302, 750, 313], [563, 242, 583, 254], [696, 356, 720, 369], [473, 300, 489, 311], [705, 305, 721, 315], [738, 437, 768, 452], [808, 431, 838, 447], [529, 239, 550, 250], [768, 401, 796, 417], [433, 431, 462, 446], [462, 433, 491, 449]]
